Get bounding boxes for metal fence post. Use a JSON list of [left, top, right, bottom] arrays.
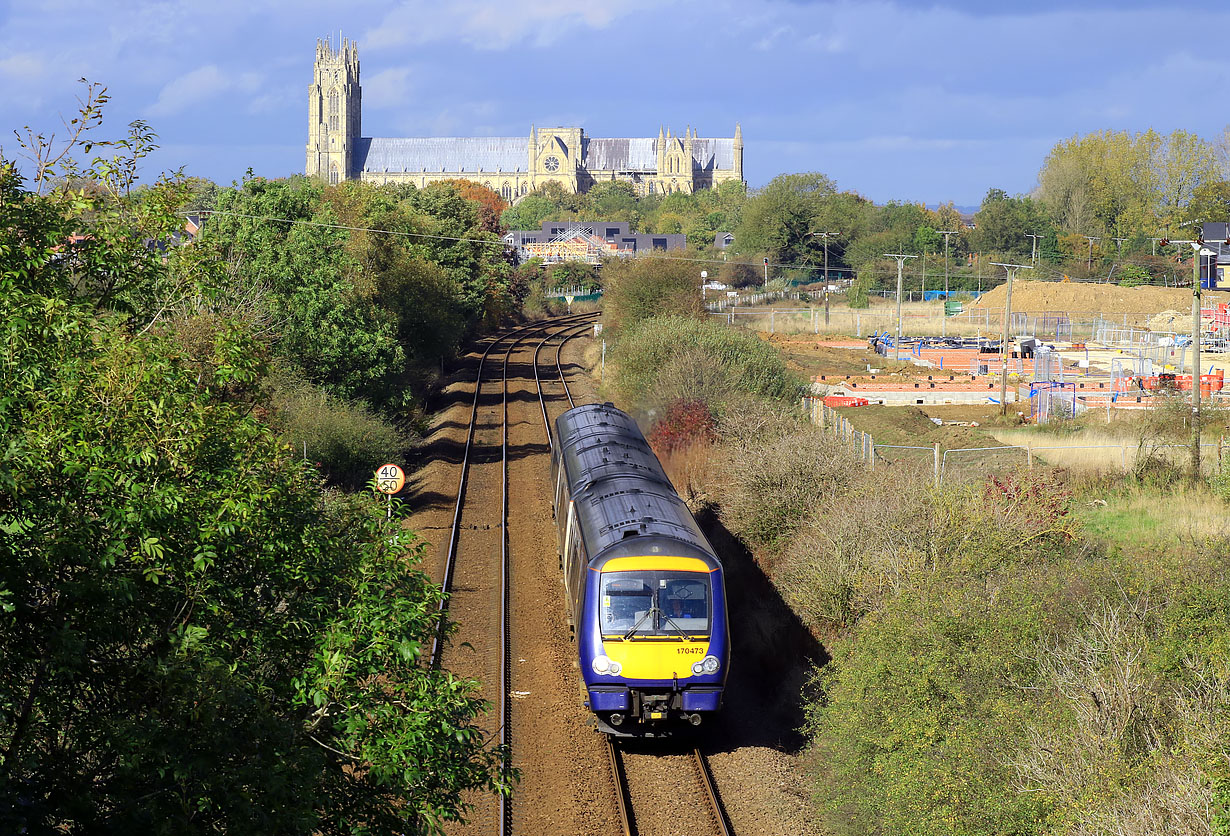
[[934, 442, 941, 487], [868, 434, 875, 470], [1026, 443, 1034, 471]]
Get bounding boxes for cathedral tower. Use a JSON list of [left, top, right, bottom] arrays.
[[306, 38, 361, 184]]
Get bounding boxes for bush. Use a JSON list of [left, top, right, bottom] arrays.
[[647, 398, 717, 454], [269, 372, 413, 489], [600, 255, 706, 335], [609, 315, 800, 413], [719, 424, 857, 559], [1117, 263, 1150, 287]]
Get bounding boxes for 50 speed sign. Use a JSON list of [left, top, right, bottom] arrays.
[[375, 463, 405, 495]]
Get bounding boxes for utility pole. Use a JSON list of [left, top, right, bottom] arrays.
[[1112, 236, 1128, 255], [991, 261, 1034, 416], [809, 231, 839, 327], [1083, 235, 1101, 272], [1025, 233, 1043, 265], [1190, 238, 1208, 483], [885, 253, 918, 362], [939, 230, 957, 337], [1149, 237, 1164, 256]]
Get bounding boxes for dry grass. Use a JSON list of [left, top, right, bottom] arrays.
[[991, 428, 1230, 477], [1080, 483, 1230, 545], [713, 302, 995, 338]]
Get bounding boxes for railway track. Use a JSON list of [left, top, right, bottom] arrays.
[[606, 738, 734, 836], [425, 313, 597, 835], [425, 313, 734, 836]]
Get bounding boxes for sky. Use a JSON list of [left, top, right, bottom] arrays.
[[1, 0, 1227, 208]]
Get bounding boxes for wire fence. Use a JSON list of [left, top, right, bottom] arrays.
[[802, 397, 1228, 485], [710, 304, 1184, 339]]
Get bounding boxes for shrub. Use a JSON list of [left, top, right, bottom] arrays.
[[600, 255, 705, 335], [269, 372, 413, 489], [648, 398, 717, 454], [718, 424, 857, 560], [1117, 263, 1150, 287], [609, 315, 800, 413]]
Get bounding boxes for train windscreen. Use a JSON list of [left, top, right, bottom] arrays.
[[600, 571, 710, 638]]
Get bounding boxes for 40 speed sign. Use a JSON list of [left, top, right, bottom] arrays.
[[375, 463, 405, 495]]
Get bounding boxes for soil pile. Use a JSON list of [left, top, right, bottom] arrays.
[[970, 280, 1230, 316], [1147, 309, 1188, 331]]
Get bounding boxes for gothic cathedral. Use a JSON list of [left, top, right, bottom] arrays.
[[306, 39, 743, 201]]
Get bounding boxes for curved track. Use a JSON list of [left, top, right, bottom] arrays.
[[428, 313, 734, 836]]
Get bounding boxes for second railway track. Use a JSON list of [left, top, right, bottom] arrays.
[[425, 312, 736, 836], [428, 313, 597, 835]]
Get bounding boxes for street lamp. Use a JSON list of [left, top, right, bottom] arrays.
[[885, 253, 918, 362], [990, 261, 1033, 415]]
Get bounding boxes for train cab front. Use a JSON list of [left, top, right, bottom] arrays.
[[581, 556, 729, 737]]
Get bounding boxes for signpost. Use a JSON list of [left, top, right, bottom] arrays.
[[375, 463, 405, 520], [564, 294, 574, 313]]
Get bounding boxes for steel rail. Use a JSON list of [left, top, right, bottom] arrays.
[[532, 321, 595, 445], [428, 313, 593, 668], [499, 315, 596, 835], [554, 322, 593, 409], [691, 747, 734, 836], [605, 738, 635, 836]]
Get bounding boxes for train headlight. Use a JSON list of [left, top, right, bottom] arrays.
[[693, 655, 720, 675], [608, 660, 622, 675], [592, 655, 612, 675]]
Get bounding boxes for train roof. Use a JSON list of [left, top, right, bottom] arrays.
[[555, 403, 671, 495], [556, 404, 719, 568]]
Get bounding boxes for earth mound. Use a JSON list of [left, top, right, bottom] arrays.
[[970, 280, 1229, 319]]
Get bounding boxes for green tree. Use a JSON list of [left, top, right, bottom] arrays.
[[971, 188, 1051, 258], [499, 194, 554, 231], [0, 89, 511, 833], [735, 172, 837, 264]]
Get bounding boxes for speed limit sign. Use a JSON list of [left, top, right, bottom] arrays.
[[375, 463, 405, 495]]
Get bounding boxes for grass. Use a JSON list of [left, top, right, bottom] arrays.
[[992, 426, 1229, 475], [1078, 482, 1230, 549], [712, 300, 996, 338]]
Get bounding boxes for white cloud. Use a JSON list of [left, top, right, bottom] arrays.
[[363, 0, 663, 51], [148, 65, 229, 116], [363, 67, 415, 109], [148, 64, 267, 117], [0, 53, 45, 81]]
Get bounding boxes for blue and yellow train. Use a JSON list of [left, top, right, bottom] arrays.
[[552, 403, 729, 736]]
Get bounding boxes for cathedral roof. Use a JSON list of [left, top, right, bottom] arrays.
[[356, 137, 529, 173], [583, 138, 658, 171], [353, 133, 738, 174], [692, 138, 735, 171]]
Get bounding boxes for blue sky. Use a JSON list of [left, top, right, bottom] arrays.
[[1, 0, 1226, 208]]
